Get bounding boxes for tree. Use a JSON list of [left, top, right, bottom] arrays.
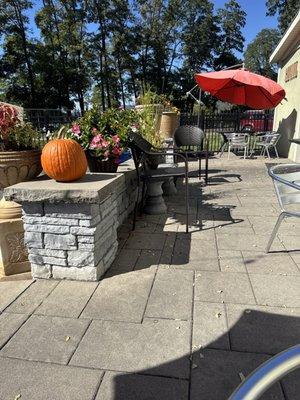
[[182, 0, 219, 73], [214, 0, 246, 70], [244, 28, 281, 80], [36, 0, 91, 114], [266, 0, 300, 33], [133, 0, 183, 94], [87, 0, 132, 110], [0, 0, 36, 106]]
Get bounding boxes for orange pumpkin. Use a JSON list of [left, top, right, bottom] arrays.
[[41, 139, 87, 182]]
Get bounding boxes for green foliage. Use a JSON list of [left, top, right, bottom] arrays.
[[182, 0, 219, 72], [135, 90, 163, 147], [266, 0, 300, 33], [214, 0, 246, 70], [244, 29, 281, 80], [68, 107, 139, 149], [0, 0, 250, 113], [7, 123, 42, 151]]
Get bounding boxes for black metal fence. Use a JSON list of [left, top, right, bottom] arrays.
[[180, 109, 274, 152], [24, 108, 77, 131]]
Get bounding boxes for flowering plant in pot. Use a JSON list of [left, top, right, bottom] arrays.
[[67, 107, 139, 172], [0, 103, 43, 189]]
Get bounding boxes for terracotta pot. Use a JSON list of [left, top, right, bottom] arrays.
[[0, 149, 42, 189], [159, 111, 180, 139], [86, 151, 119, 173]]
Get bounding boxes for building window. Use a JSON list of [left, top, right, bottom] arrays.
[[285, 62, 298, 82]]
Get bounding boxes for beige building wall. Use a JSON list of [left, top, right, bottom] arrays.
[[273, 45, 300, 161]]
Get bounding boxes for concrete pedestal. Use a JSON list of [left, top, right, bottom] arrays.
[[4, 170, 137, 281], [162, 178, 177, 196], [143, 180, 167, 214]]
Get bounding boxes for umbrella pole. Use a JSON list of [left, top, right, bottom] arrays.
[[197, 89, 202, 127]]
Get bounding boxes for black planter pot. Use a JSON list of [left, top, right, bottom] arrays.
[[85, 150, 118, 173]]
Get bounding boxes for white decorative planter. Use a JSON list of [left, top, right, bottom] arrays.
[[0, 217, 30, 277]]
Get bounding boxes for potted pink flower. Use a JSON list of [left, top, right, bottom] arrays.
[[66, 107, 139, 173], [87, 131, 123, 172], [0, 103, 42, 188]]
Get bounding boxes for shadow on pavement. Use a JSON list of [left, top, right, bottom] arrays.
[[99, 310, 300, 399]]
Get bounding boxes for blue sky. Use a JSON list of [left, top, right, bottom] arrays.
[[26, 0, 278, 55], [213, 0, 278, 50]]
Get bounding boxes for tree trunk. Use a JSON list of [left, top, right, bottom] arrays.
[[130, 69, 137, 99], [12, 1, 36, 105], [98, 16, 111, 108], [117, 58, 126, 108], [99, 53, 106, 111]]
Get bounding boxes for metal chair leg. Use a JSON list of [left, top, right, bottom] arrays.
[[140, 180, 146, 214], [266, 212, 285, 252], [132, 183, 141, 231], [228, 145, 231, 159], [198, 156, 201, 181], [205, 150, 209, 184], [185, 167, 189, 234], [260, 146, 264, 156], [266, 146, 271, 159], [274, 146, 279, 158], [220, 143, 226, 157]]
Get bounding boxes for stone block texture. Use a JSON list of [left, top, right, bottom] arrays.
[[18, 171, 137, 281]]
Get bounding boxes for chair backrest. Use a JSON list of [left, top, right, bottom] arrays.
[[268, 133, 281, 145], [268, 164, 300, 207], [230, 133, 249, 145], [174, 125, 204, 147], [258, 132, 280, 145], [127, 131, 151, 170]]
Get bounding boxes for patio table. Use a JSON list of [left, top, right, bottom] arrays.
[[289, 138, 300, 145]]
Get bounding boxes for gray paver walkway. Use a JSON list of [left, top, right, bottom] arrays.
[[1, 156, 300, 399]]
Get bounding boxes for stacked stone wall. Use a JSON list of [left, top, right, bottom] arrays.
[[21, 171, 137, 281]]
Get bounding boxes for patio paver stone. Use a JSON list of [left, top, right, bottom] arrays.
[[80, 269, 155, 322], [34, 281, 98, 318], [194, 271, 256, 304], [1, 315, 90, 364], [70, 318, 191, 379], [5, 280, 59, 314], [145, 268, 194, 320], [0, 357, 102, 400], [96, 371, 189, 400], [227, 304, 300, 354]]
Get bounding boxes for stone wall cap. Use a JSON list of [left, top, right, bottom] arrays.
[[4, 172, 129, 204]]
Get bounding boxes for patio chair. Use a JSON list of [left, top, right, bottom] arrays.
[[219, 132, 233, 157], [128, 131, 190, 233], [266, 163, 300, 252], [227, 133, 250, 159], [256, 132, 281, 159], [174, 125, 209, 184]]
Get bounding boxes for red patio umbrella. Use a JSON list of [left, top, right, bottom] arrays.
[[194, 69, 285, 109]]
